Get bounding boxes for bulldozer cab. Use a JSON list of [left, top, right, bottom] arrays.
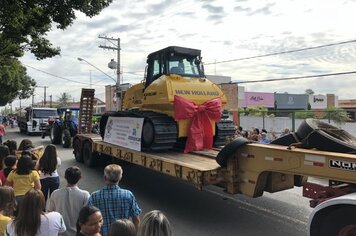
[[144, 46, 205, 88]]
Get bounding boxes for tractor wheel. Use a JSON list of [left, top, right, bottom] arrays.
[[50, 126, 61, 144], [82, 142, 97, 167], [62, 129, 71, 148], [73, 138, 83, 163]]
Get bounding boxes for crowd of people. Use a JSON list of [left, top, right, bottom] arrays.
[[0, 138, 172, 236], [234, 126, 291, 144]]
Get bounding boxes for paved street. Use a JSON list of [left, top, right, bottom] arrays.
[[4, 127, 313, 236]]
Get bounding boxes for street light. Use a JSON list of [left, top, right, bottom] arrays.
[[77, 57, 116, 83]]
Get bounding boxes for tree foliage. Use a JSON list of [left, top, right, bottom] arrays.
[[0, 57, 36, 106], [0, 0, 113, 59], [0, 0, 113, 105], [322, 107, 351, 125], [57, 92, 72, 107]]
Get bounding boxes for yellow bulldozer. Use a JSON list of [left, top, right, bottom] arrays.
[[100, 46, 235, 151]]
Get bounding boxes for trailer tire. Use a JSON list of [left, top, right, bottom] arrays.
[[62, 129, 71, 148], [297, 119, 356, 153], [73, 138, 83, 163], [270, 133, 299, 146], [311, 206, 356, 236], [82, 142, 97, 167], [216, 137, 251, 167]]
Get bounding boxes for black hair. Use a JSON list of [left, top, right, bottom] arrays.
[[65, 166, 82, 185], [4, 155, 17, 177], [77, 205, 101, 232], [16, 155, 33, 175], [0, 145, 10, 170], [3, 140, 17, 155]]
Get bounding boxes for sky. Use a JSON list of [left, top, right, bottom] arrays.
[[5, 0, 356, 109]]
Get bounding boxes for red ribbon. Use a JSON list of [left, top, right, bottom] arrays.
[[174, 95, 222, 153]]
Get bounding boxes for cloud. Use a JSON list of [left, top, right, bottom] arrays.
[[248, 3, 275, 16], [234, 6, 251, 12]]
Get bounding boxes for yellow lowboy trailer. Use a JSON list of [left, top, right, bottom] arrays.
[[74, 88, 356, 236], [73, 133, 356, 236]]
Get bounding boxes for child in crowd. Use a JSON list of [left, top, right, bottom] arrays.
[[0, 186, 16, 235], [137, 210, 172, 236], [108, 219, 136, 236], [6, 189, 66, 236], [0, 155, 17, 185], [5, 155, 41, 204], [36, 144, 61, 202]]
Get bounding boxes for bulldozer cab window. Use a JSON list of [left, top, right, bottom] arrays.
[[168, 55, 202, 77], [146, 57, 163, 87]]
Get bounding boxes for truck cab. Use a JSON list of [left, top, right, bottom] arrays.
[[18, 107, 58, 134]]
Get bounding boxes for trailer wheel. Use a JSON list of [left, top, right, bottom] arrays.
[[216, 137, 251, 167], [73, 138, 83, 163], [312, 206, 356, 236], [50, 126, 61, 144], [82, 142, 97, 167], [297, 119, 356, 153], [62, 129, 71, 148]]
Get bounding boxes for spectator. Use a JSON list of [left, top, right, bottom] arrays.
[[0, 155, 17, 185], [5, 155, 41, 204], [17, 139, 44, 160], [0, 123, 6, 144], [0, 186, 16, 235], [6, 189, 66, 236], [108, 219, 136, 236], [3, 140, 17, 155], [48, 166, 90, 236], [88, 164, 141, 236], [280, 128, 290, 137], [137, 210, 172, 236], [17, 139, 34, 151], [0, 144, 10, 170], [77, 205, 103, 236], [36, 144, 61, 202], [250, 128, 261, 141], [259, 132, 271, 144]]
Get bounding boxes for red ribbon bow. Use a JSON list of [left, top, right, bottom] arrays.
[[174, 95, 222, 153]]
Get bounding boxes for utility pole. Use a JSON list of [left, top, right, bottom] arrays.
[[32, 95, 35, 107], [98, 35, 121, 111], [50, 95, 52, 108], [37, 86, 48, 106]]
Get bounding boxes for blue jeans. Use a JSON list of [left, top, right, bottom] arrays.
[[40, 176, 60, 202]]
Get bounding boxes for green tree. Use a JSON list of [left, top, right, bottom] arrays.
[[0, 0, 113, 105], [0, 57, 36, 106], [239, 106, 270, 117], [323, 107, 351, 125], [305, 89, 314, 95], [295, 111, 316, 119], [57, 92, 72, 107], [0, 0, 113, 59]]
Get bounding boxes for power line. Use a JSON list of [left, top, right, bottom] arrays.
[[24, 63, 89, 85], [227, 70, 356, 84], [22, 63, 108, 86], [205, 39, 356, 65]]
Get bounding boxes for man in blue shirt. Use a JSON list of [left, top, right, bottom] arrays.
[[88, 164, 141, 236]]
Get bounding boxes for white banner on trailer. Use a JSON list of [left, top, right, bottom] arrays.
[[104, 117, 144, 151]]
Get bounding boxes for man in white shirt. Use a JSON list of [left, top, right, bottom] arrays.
[[47, 166, 90, 236]]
